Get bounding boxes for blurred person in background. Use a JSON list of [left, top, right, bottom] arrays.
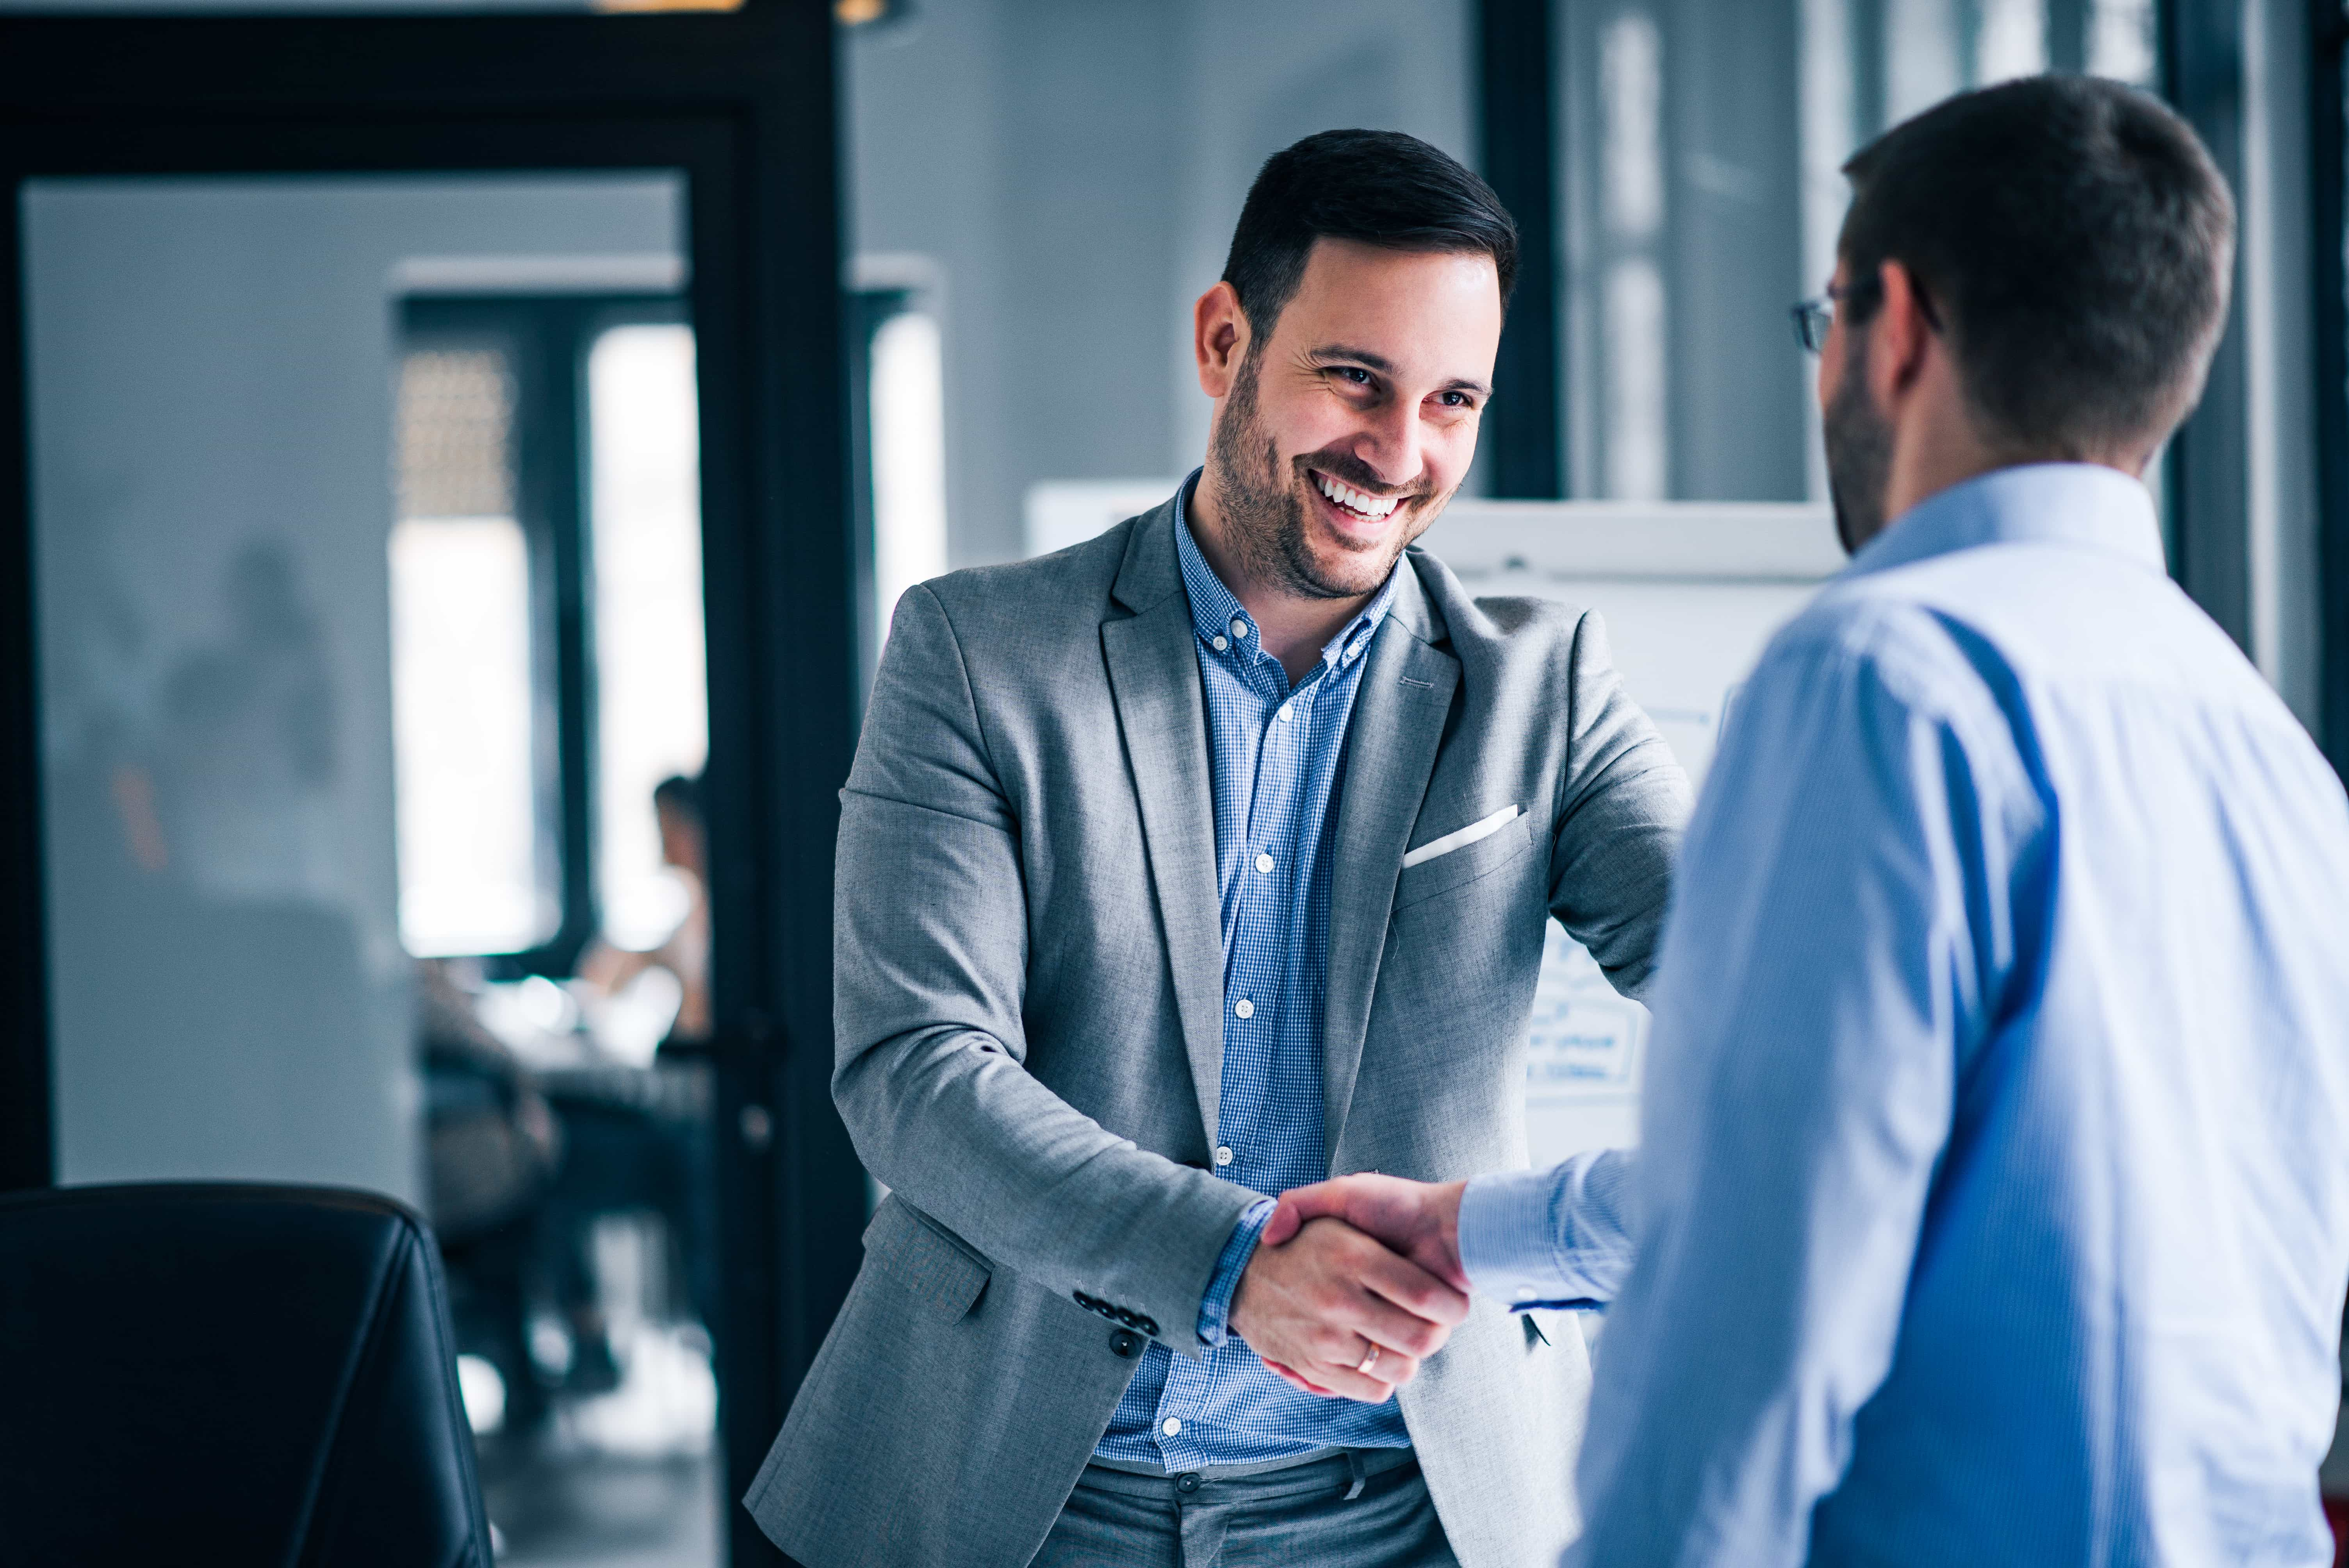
[[1270, 75, 2349, 1567], [578, 772, 711, 1050], [426, 773, 717, 1415], [536, 772, 717, 1390]]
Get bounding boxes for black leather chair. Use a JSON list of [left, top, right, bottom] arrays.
[[0, 1182, 494, 1566]]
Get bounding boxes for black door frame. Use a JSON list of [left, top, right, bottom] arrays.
[[0, 11, 863, 1565], [2313, 0, 2349, 783], [2161, 0, 2255, 650], [1476, 0, 1566, 499]]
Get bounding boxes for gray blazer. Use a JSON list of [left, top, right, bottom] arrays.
[[745, 496, 1690, 1568]]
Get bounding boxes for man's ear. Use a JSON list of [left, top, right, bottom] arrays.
[[1868, 259, 1935, 410], [1195, 280, 1250, 399]]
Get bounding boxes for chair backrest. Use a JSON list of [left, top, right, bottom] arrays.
[[0, 1181, 493, 1567]]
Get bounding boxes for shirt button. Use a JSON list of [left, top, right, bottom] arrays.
[[1211, 634, 1228, 651], [1233, 998, 1254, 1019], [1231, 618, 1248, 639], [1254, 852, 1274, 874], [1277, 705, 1294, 723], [1162, 1417, 1183, 1438], [1214, 1145, 1233, 1166]]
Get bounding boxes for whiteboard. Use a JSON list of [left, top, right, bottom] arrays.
[[1023, 486, 1845, 1164], [1423, 500, 1841, 1161]]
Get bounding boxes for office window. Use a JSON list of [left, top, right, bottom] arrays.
[[1556, 0, 2160, 503], [868, 306, 949, 644], [388, 297, 702, 969], [848, 284, 950, 674], [587, 324, 709, 951], [390, 346, 554, 957]]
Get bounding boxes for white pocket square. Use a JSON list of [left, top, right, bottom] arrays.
[[1401, 804, 1522, 869]]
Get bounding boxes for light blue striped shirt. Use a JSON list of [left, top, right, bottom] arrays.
[[1462, 464, 2349, 1565]]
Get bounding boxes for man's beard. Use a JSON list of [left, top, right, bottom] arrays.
[[1205, 350, 1428, 600], [1824, 334, 1895, 556]]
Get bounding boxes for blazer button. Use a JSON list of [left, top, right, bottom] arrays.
[[1109, 1329, 1140, 1358]]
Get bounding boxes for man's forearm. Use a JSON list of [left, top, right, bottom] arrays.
[[1457, 1146, 1637, 1310]]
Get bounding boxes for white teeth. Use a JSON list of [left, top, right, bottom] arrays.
[[1315, 471, 1400, 519]]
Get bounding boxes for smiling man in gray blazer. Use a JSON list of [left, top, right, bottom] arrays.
[[745, 129, 1690, 1568]]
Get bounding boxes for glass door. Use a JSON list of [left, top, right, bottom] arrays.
[[23, 170, 727, 1565]]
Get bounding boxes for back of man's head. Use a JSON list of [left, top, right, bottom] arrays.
[[1223, 128, 1518, 342], [1840, 74, 2234, 465], [652, 772, 700, 826]]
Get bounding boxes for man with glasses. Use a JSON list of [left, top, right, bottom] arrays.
[[1270, 75, 2349, 1564]]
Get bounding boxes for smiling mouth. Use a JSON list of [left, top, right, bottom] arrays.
[[1309, 469, 1404, 523]]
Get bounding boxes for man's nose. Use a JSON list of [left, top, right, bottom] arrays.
[[1346, 399, 1423, 491]]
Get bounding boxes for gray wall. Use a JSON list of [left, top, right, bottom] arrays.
[[24, 173, 679, 1197], [845, 0, 1475, 567]]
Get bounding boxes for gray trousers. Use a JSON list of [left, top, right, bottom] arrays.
[[1029, 1450, 1457, 1568]]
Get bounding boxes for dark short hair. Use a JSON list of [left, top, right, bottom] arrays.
[[1839, 74, 2234, 459], [652, 773, 700, 825], [1222, 128, 1518, 342]]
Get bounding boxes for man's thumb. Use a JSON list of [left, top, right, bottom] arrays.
[[1262, 1197, 1304, 1246]]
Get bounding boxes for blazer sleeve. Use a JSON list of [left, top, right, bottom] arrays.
[[830, 584, 1257, 1352], [1547, 608, 1694, 999]]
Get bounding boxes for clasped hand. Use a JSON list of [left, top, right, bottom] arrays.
[[1226, 1175, 1471, 1403]]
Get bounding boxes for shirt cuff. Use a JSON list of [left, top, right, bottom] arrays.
[[1459, 1151, 1633, 1312], [1197, 1196, 1276, 1347]]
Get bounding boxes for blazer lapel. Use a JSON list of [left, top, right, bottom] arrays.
[[1322, 559, 1457, 1163], [1101, 507, 1228, 1143]]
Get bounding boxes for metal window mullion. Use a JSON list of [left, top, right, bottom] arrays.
[[1479, 0, 1567, 498], [2162, 0, 2256, 649], [538, 302, 599, 975], [2313, 0, 2349, 779]]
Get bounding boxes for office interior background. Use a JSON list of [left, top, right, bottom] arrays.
[[0, 0, 2341, 1563]]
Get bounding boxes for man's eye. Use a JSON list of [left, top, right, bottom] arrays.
[[1438, 391, 1475, 409], [1333, 367, 1373, 386]]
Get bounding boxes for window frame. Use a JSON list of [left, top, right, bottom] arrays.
[[2313, 0, 2349, 783], [0, 18, 865, 1562], [397, 291, 692, 976], [1477, 0, 1567, 499]]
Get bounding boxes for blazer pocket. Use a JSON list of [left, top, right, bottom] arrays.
[[1391, 809, 1536, 913], [864, 1194, 991, 1320]]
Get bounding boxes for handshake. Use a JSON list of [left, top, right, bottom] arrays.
[[1226, 1174, 1472, 1404]]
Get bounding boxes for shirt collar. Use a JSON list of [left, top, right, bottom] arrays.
[[1843, 461, 2168, 582], [1172, 468, 1399, 673]]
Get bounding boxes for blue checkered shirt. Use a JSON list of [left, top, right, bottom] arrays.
[[1093, 478, 1414, 1470]]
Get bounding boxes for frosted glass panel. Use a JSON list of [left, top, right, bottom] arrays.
[[23, 169, 725, 1565]]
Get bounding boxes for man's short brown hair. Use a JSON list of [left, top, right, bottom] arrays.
[[1223, 129, 1518, 342], [1839, 74, 2235, 460]]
